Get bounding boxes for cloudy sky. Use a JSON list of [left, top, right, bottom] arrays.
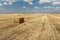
[[0, 0, 60, 13]]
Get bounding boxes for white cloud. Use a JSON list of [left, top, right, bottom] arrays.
[[43, 6, 55, 8], [23, 6, 26, 8], [0, 3, 2, 6], [9, 2, 12, 5], [53, 0, 60, 2], [43, 6, 51, 8], [23, 0, 33, 2], [52, 0, 60, 4], [39, 0, 52, 4], [34, 6, 39, 9], [55, 7, 60, 9], [39, 0, 60, 5], [29, 2, 33, 4], [3, 2, 8, 5], [6, 0, 16, 2], [52, 0, 60, 5]]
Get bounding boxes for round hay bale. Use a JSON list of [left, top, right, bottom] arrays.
[[14, 18, 24, 24], [19, 18, 24, 23]]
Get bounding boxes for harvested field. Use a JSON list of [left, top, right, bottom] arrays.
[[0, 14, 60, 40]]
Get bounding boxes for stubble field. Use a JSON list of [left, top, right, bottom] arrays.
[[0, 14, 60, 40]]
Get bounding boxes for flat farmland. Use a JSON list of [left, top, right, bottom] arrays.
[[0, 14, 60, 40]]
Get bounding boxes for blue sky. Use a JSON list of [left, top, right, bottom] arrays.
[[0, 0, 60, 13]]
